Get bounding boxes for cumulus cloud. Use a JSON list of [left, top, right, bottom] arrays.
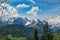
[[16, 4, 30, 8], [1, 3, 19, 18], [27, 6, 39, 16]]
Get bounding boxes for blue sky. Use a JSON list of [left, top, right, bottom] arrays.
[[6, 0, 60, 20]]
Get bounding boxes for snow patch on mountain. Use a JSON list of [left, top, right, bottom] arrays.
[[25, 19, 43, 30]]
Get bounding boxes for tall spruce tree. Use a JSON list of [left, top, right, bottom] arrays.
[[34, 28, 39, 40], [41, 22, 54, 40], [33, 25, 39, 40]]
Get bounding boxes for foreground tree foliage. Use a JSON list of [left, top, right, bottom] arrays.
[[53, 31, 60, 40], [0, 34, 27, 40], [7, 34, 27, 40], [34, 28, 39, 40], [41, 22, 54, 40]]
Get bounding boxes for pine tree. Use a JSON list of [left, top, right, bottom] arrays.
[[41, 22, 54, 40], [34, 25, 39, 40], [34, 28, 39, 40]]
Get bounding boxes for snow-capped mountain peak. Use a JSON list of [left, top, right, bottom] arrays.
[[25, 18, 43, 29], [34, 19, 40, 22]]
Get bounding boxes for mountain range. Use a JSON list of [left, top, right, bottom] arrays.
[[0, 3, 60, 32]]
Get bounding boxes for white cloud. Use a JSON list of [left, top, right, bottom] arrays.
[[27, 6, 39, 16], [29, 0, 36, 4], [1, 3, 19, 18], [16, 4, 30, 8], [27, 0, 36, 4]]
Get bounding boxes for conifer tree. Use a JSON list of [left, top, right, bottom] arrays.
[[33, 25, 39, 40], [34, 28, 39, 40], [41, 22, 54, 40]]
